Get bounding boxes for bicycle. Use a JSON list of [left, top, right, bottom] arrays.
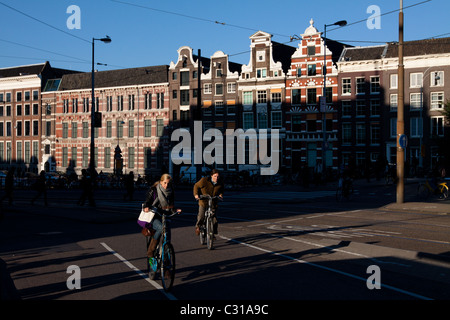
[[145, 206, 180, 292], [336, 176, 353, 202], [197, 195, 222, 250], [417, 179, 449, 200]]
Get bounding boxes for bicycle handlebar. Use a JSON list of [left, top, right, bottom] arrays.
[[145, 205, 181, 218], [197, 195, 223, 201]]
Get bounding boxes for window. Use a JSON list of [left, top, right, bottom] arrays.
[[342, 78, 351, 95], [307, 46, 315, 56], [215, 101, 224, 115], [157, 93, 164, 109], [257, 91, 267, 104], [243, 91, 253, 105], [272, 92, 281, 103], [291, 115, 302, 132], [257, 112, 268, 129], [227, 83, 236, 93], [306, 88, 316, 105], [117, 96, 123, 111], [172, 72, 177, 80], [117, 120, 124, 138], [180, 90, 189, 105], [63, 99, 69, 113], [16, 105, 22, 116], [104, 147, 110, 168], [410, 73, 423, 88], [71, 147, 77, 167], [342, 101, 352, 117], [410, 117, 423, 138], [16, 92, 22, 102], [296, 67, 301, 77], [82, 147, 88, 167], [390, 74, 398, 89], [342, 123, 352, 144], [257, 51, 265, 61], [24, 91, 30, 101], [307, 64, 316, 76], [370, 123, 380, 145], [204, 83, 212, 94], [33, 90, 39, 100], [128, 120, 134, 138], [145, 94, 152, 109], [356, 78, 365, 94], [83, 122, 89, 138], [256, 68, 267, 78], [128, 147, 135, 169], [390, 94, 398, 111], [63, 122, 68, 138], [410, 93, 422, 110], [16, 121, 22, 136], [215, 83, 223, 96], [271, 111, 282, 128], [356, 100, 365, 116], [216, 69, 222, 77], [431, 71, 444, 86], [71, 122, 77, 138], [431, 117, 444, 136], [73, 98, 79, 113], [431, 92, 444, 110], [46, 121, 51, 136], [390, 118, 397, 138], [243, 113, 253, 130], [144, 120, 151, 137], [291, 89, 301, 105], [370, 99, 380, 117], [227, 105, 236, 115], [62, 147, 68, 167], [370, 76, 380, 93], [356, 123, 366, 145], [156, 119, 164, 137], [128, 95, 135, 110], [180, 71, 189, 86]]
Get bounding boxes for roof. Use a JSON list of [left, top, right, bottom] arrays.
[[384, 37, 450, 58], [340, 37, 450, 62], [0, 62, 47, 78], [339, 45, 387, 62], [59, 65, 169, 91]]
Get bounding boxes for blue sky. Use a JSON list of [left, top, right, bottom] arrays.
[[0, 0, 448, 73]]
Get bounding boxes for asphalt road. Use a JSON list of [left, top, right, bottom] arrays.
[[1, 180, 449, 313]]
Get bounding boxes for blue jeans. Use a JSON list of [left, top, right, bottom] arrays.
[[151, 218, 171, 242]]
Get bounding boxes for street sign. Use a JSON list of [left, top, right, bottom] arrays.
[[399, 134, 408, 149]]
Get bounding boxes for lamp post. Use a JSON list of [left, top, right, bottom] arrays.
[[419, 68, 439, 168], [90, 35, 111, 173], [322, 20, 346, 182]]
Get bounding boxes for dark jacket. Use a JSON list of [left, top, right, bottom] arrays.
[[143, 184, 175, 213], [193, 176, 224, 208]]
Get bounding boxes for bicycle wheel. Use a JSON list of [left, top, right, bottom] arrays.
[[336, 187, 343, 202], [199, 225, 206, 245], [438, 184, 449, 200], [206, 215, 214, 250], [417, 183, 430, 200], [160, 243, 175, 292]]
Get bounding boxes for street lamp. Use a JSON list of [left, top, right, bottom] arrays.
[[322, 20, 346, 181], [419, 68, 440, 168], [90, 35, 111, 173]]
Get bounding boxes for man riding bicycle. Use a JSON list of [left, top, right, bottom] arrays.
[[194, 169, 224, 237]]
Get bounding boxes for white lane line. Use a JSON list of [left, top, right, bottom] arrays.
[[219, 235, 432, 300], [100, 242, 177, 300]]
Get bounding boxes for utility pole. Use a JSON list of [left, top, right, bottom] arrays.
[[397, 0, 405, 203], [196, 49, 202, 182]]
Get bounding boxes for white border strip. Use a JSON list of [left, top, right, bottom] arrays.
[[219, 235, 432, 300], [100, 242, 177, 300]]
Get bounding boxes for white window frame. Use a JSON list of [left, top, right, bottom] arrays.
[[410, 73, 423, 88]]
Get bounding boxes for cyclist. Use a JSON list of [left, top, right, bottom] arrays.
[[194, 169, 224, 237], [142, 174, 181, 268]]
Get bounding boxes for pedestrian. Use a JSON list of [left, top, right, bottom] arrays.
[[78, 169, 95, 207], [31, 170, 48, 206], [0, 168, 15, 207], [140, 173, 181, 269], [123, 171, 135, 201], [193, 169, 224, 236]]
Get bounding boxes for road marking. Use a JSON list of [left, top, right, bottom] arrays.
[[219, 235, 432, 300], [100, 242, 177, 300]]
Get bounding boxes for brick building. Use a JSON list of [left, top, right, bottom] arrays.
[[49, 65, 169, 177]]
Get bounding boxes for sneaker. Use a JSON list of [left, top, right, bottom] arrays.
[[148, 257, 157, 271], [195, 227, 200, 236]]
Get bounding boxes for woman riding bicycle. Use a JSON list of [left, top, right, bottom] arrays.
[[193, 169, 224, 237], [142, 174, 181, 267]]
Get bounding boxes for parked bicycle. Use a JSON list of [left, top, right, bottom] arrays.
[[417, 178, 449, 200], [336, 175, 353, 202], [145, 206, 180, 292], [197, 195, 222, 250]]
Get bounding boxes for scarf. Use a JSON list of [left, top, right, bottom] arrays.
[[153, 182, 172, 209]]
